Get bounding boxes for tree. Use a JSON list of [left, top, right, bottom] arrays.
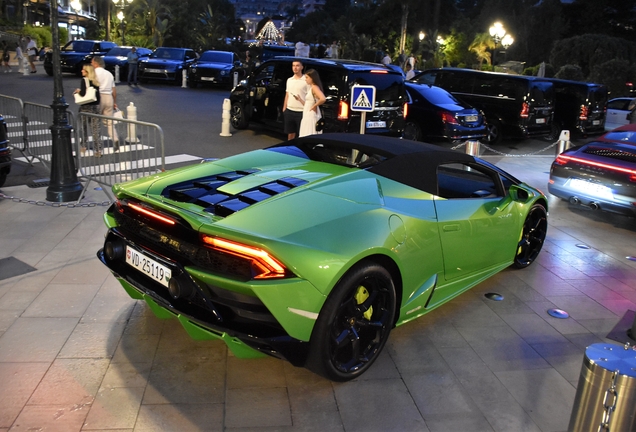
[[469, 32, 494, 67], [131, 0, 171, 47], [589, 59, 636, 96]]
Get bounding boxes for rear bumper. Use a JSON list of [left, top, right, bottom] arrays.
[[548, 182, 636, 217]]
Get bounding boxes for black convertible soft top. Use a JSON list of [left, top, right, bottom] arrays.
[[270, 133, 476, 195]]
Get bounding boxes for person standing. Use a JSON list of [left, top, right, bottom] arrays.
[[73, 64, 102, 156], [126, 47, 139, 86], [381, 51, 391, 65], [405, 63, 415, 80], [91, 56, 119, 150], [14, 43, 23, 72], [2, 41, 11, 73], [25, 36, 37, 73], [282, 60, 307, 140], [299, 69, 326, 137]]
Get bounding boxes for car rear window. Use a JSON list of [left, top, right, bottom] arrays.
[[416, 86, 460, 105], [199, 52, 232, 63], [152, 49, 184, 60], [63, 41, 94, 52], [599, 131, 636, 144], [584, 145, 636, 163], [529, 81, 553, 105], [348, 72, 405, 107]]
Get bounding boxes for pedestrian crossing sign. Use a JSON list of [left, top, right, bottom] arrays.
[[351, 85, 376, 112]]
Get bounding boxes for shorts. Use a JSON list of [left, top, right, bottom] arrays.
[[284, 109, 303, 135], [2, 54, 9, 62]]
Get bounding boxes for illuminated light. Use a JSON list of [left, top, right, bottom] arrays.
[[128, 202, 176, 225], [548, 179, 554, 184], [441, 112, 458, 124], [371, 70, 388, 74], [556, 154, 636, 177], [520, 102, 529, 118], [338, 101, 349, 120], [201, 235, 288, 279], [579, 105, 589, 121], [554, 155, 568, 165], [403, 102, 408, 119]]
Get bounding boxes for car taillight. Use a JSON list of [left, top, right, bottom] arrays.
[[554, 155, 569, 166], [441, 112, 458, 124], [579, 105, 589, 121], [338, 101, 349, 120], [128, 202, 176, 225], [403, 102, 408, 119], [520, 102, 529, 118], [557, 154, 636, 179], [200, 235, 289, 279]]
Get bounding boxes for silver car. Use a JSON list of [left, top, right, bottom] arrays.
[[605, 97, 635, 131]]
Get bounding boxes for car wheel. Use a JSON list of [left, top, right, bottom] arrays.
[[546, 121, 562, 141], [0, 170, 7, 188], [306, 261, 396, 381], [403, 121, 422, 141], [44, 68, 53, 77], [485, 120, 501, 144], [513, 203, 547, 269], [230, 102, 249, 129]]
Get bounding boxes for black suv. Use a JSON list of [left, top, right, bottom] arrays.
[[138, 47, 198, 84], [0, 114, 11, 188], [230, 57, 407, 137], [413, 68, 554, 144], [44, 40, 118, 76]]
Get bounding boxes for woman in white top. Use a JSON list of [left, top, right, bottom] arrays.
[[298, 69, 326, 137]]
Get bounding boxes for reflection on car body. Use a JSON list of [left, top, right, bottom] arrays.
[[605, 97, 635, 131]]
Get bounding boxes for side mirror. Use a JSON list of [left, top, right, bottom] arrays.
[[509, 184, 532, 203]]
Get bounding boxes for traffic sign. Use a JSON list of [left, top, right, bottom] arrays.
[[351, 85, 376, 112]]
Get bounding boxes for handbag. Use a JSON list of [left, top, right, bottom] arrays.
[[315, 106, 324, 132], [74, 78, 97, 105]]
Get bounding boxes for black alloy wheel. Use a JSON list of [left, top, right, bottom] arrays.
[[230, 102, 249, 129], [307, 262, 396, 381], [513, 203, 548, 269], [403, 121, 422, 141], [485, 119, 502, 144]]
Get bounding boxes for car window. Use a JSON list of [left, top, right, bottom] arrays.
[[600, 131, 636, 144], [437, 163, 502, 199], [607, 99, 632, 111], [473, 75, 518, 99], [314, 67, 341, 98], [63, 40, 94, 52], [439, 71, 473, 94], [105, 47, 129, 57], [254, 64, 275, 86], [529, 81, 553, 105], [349, 72, 405, 106], [412, 71, 437, 86]]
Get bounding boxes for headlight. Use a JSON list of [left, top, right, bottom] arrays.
[[191, 67, 197, 73], [220, 70, 228, 76]]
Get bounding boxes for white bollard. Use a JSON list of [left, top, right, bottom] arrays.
[[555, 130, 572, 156], [22, 58, 29, 76], [114, 65, 120, 83], [465, 140, 480, 156], [126, 102, 139, 143], [182, 69, 187, 88], [220, 98, 232, 137]]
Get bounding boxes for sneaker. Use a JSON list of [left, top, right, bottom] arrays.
[[80, 147, 86, 155], [94, 151, 102, 158], [114, 141, 120, 152]]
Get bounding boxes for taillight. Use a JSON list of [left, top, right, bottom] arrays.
[[556, 154, 636, 179], [441, 112, 458, 124], [579, 105, 589, 121], [403, 102, 408, 119], [128, 202, 176, 225], [554, 155, 568, 166], [201, 235, 289, 279], [520, 102, 529, 118], [338, 101, 349, 120], [370, 70, 388, 74]]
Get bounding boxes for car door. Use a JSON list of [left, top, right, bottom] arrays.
[[261, 61, 292, 129], [605, 98, 633, 131], [433, 161, 520, 281]]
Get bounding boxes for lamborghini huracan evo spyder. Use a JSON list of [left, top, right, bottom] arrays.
[[98, 133, 548, 381]]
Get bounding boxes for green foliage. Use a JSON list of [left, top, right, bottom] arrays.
[[23, 25, 52, 48], [550, 34, 636, 77], [554, 64, 585, 81], [589, 59, 636, 97]]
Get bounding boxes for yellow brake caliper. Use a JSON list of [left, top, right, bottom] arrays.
[[354, 286, 373, 321]]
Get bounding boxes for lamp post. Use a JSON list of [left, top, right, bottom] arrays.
[[70, 0, 81, 40], [488, 22, 513, 67], [46, 0, 83, 202], [117, 10, 125, 45], [112, 0, 132, 43]]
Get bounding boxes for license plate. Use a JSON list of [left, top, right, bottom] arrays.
[[201, 77, 216, 81], [125, 245, 172, 288], [568, 179, 613, 199], [145, 68, 163, 73], [593, 120, 601, 125], [366, 121, 386, 128], [536, 118, 546, 124], [464, 115, 478, 122]]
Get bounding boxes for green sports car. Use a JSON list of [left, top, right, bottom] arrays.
[[98, 133, 548, 381]]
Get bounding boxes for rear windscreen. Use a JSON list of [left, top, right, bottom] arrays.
[[349, 72, 406, 107], [529, 81, 553, 105]]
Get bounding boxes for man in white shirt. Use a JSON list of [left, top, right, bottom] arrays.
[[91, 56, 119, 151], [282, 60, 307, 140]]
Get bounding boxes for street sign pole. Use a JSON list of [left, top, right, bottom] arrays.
[[351, 85, 376, 136], [360, 112, 366, 134]]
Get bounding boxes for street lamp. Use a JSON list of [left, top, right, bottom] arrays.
[[117, 10, 125, 45], [112, 0, 132, 44], [419, 31, 425, 42], [488, 22, 513, 67], [70, 0, 81, 40]]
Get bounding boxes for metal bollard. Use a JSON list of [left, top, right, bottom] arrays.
[[465, 140, 480, 156], [182, 69, 187, 88], [555, 130, 572, 156], [114, 65, 120, 83], [126, 102, 139, 143], [567, 342, 636, 432], [233, 71, 239, 88], [220, 98, 232, 137]]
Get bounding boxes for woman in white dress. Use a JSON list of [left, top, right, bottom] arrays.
[[298, 69, 327, 137]]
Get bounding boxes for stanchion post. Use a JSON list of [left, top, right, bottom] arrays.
[[555, 130, 572, 156], [114, 65, 120, 83], [220, 98, 232, 137], [233, 71, 238, 88], [182, 69, 187, 88], [126, 102, 138, 143], [465, 140, 480, 156]]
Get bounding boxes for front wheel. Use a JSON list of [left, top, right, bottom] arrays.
[[306, 262, 396, 381], [403, 121, 422, 141], [230, 101, 249, 129], [485, 119, 502, 144], [513, 203, 547, 269]]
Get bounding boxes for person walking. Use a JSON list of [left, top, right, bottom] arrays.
[[2, 41, 11, 73], [91, 56, 119, 150], [126, 47, 139, 86], [298, 69, 326, 137], [25, 36, 37, 73], [282, 60, 307, 140], [15, 42, 23, 72], [73, 64, 102, 156]]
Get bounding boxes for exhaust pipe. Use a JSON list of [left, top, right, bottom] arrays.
[[569, 197, 580, 205], [589, 202, 600, 210]]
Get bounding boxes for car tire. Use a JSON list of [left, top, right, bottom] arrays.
[[485, 119, 502, 145], [0, 170, 7, 188], [187, 79, 198, 88], [513, 203, 547, 269], [230, 101, 249, 129], [306, 261, 396, 382], [546, 121, 563, 142], [403, 121, 422, 141]]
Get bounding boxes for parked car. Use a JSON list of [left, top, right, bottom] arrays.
[[605, 97, 635, 131], [413, 68, 554, 144], [97, 133, 548, 381], [43, 40, 118, 76], [138, 47, 198, 84], [597, 123, 636, 145], [230, 57, 407, 137], [545, 79, 607, 140], [103, 46, 152, 78], [549, 135, 636, 217], [404, 82, 487, 143], [187, 50, 242, 88], [0, 114, 11, 187], [259, 44, 295, 63]]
